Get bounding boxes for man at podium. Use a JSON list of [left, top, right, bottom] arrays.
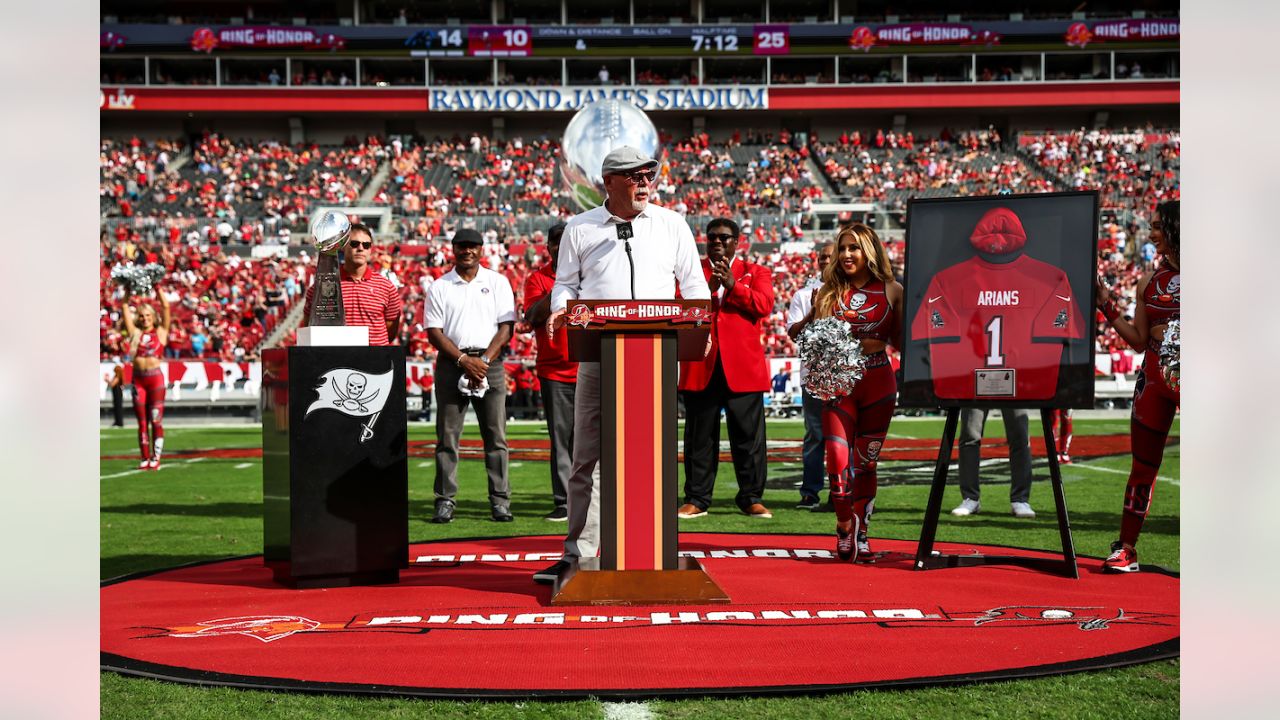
[[535, 146, 710, 583]]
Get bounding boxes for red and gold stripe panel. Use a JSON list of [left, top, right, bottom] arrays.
[[600, 332, 678, 571]]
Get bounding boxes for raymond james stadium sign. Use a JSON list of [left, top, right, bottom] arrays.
[[429, 85, 768, 112]]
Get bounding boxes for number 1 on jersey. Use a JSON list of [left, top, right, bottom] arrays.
[[985, 315, 1006, 366]]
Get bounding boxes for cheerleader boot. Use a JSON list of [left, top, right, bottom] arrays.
[[831, 470, 857, 561]]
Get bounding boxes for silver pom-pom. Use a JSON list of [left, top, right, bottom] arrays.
[[1158, 317, 1180, 391], [110, 262, 166, 295], [797, 316, 868, 402]]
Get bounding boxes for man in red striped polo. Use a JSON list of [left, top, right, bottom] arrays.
[[301, 222, 403, 346]]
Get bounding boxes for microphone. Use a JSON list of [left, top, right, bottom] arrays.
[[617, 222, 636, 299]]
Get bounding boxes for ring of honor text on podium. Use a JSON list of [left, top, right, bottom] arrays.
[[552, 299, 729, 605], [261, 212, 408, 588]]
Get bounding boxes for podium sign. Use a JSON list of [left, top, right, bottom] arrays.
[[553, 300, 728, 605], [262, 346, 408, 588]]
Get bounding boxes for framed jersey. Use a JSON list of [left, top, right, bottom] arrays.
[[899, 192, 1099, 409]]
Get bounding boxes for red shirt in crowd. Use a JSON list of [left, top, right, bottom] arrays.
[[302, 267, 403, 346], [522, 263, 577, 383]]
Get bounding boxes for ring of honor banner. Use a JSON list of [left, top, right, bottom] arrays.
[[900, 192, 1099, 409]]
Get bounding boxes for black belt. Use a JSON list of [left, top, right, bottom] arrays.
[[458, 348, 487, 356]]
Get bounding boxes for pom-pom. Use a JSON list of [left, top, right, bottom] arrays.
[[797, 317, 867, 402], [110, 263, 166, 295], [1158, 317, 1180, 391]]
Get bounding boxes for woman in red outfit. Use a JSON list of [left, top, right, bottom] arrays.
[[122, 285, 171, 470], [791, 224, 903, 562], [1096, 201, 1179, 572]]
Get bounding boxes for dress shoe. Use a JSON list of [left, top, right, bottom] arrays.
[[431, 499, 455, 524], [491, 506, 514, 522], [743, 503, 773, 519], [677, 503, 707, 518], [534, 559, 571, 585]]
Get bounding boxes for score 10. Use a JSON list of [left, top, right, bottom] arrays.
[[689, 27, 789, 55]]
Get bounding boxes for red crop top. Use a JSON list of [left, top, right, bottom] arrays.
[[838, 280, 894, 343]]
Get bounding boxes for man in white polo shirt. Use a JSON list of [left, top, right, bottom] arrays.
[[532, 146, 711, 584], [424, 228, 517, 524]]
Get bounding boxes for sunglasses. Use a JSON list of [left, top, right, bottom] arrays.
[[347, 240, 373, 250], [707, 233, 737, 242], [617, 170, 656, 185]]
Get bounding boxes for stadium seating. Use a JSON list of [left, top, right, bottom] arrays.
[[101, 127, 1177, 370]]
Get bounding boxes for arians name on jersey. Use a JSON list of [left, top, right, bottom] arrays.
[[977, 290, 1020, 306]]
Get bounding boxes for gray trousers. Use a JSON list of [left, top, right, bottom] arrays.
[[799, 389, 826, 500], [958, 408, 1033, 504], [433, 357, 510, 510], [539, 377, 575, 511], [563, 362, 602, 558]]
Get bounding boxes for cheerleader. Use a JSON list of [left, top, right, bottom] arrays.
[[121, 285, 171, 470], [791, 225, 902, 561]]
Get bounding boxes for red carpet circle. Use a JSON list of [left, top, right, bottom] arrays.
[[101, 533, 1178, 698]]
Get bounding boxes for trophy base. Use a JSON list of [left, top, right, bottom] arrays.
[[297, 325, 369, 347]]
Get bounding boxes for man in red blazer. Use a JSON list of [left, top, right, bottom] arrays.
[[677, 218, 775, 519]]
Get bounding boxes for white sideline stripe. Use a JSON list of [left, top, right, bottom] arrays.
[[418, 461, 433, 468], [602, 702, 654, 720], [1072, 461, 1179, 485], [234, 462, 254, 470], [101, 456, 204, 480]]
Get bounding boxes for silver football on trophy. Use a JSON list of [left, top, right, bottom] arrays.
[[310, 210, 352, 253], [561, 99, 661, 210]]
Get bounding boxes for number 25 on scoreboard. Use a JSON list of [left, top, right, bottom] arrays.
[[753, 25, 791, 55]]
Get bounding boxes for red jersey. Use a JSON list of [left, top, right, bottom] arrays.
[[1143, 261, 1180, 329], [302, 268, 403, 346], [838, 280, 894, 343], [911, 253, 1084, 401], [522, 264, 577, 383]]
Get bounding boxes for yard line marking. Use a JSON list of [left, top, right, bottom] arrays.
[[418, 462, 434, 468], [101, 469, 144, 480], [511, 462, 524, 468], [1070, 461, 1179, 485], [234, 462, 254, 470], [602, 701, 654, 720]]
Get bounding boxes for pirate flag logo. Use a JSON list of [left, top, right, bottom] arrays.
[[306, 366, 395, 442]]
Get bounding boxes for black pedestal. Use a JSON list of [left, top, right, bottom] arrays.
[[262, 346, 408, 588]]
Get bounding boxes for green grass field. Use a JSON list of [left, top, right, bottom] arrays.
[[101, 415, 1179, 719]]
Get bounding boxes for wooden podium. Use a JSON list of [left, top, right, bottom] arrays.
[[551, 299, 729, 605]]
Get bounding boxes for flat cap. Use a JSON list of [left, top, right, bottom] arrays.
[[601, 145, 658, 175], [451, 228, 484, 246]]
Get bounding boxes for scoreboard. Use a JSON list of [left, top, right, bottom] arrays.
[[408, 24, 834, 58], [103, 20, 1179, 57]]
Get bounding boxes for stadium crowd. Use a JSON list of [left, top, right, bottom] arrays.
[[100, 237, 311, 362], [102, 126, 1176, 376]]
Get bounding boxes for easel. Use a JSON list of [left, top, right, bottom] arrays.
[[913, 407, 1078, 578]]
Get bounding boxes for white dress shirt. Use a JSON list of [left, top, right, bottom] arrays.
[[786, 275, 824, 381], [423, 266, 516, 349], [550, 203, 711, 312]]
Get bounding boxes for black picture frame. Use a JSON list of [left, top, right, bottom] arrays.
[[899, 191, 1099, 409]]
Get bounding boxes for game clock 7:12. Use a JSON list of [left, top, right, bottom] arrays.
[[690, 28, 741, 53]]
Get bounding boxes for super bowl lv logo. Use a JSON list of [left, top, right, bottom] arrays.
[[306, 366, 394, 442]]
